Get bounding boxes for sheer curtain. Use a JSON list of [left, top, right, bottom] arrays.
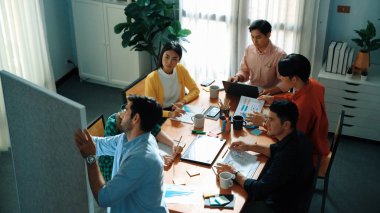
[[0, 0, 55, 151], [180, 0, 320, 81]]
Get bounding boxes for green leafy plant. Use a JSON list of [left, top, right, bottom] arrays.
[[114, 0, 191, 66], [352, 20, 380, 52]]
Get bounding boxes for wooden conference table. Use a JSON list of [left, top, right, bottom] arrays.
[[123, 79, 274, 212]]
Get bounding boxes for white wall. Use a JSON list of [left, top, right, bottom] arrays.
[[43, 0, 76, 80]]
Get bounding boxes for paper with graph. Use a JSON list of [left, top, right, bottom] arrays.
[[219, 150, 260, 178], [233, 96, 265, 118], [170, 104, 204, 124]]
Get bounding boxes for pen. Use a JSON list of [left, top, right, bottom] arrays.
[[176, 136, 182, 147], [222, 148, 229, 159], [211, 166, 217, 176], [172, 103, 182, 110]]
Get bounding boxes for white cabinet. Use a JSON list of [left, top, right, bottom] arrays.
[[318, 65, 380, 141], [72, 0, 150, 88]]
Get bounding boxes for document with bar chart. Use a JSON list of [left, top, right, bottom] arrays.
[[233, 96, 265, 118]]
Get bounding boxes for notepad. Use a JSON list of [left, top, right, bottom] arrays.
[[218, 150, 260, 178], [233, 96, 265, 117], [181, 135, 226, 166], [204, 194, 235, 209]]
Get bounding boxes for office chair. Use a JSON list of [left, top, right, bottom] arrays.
[[318, 110, 345, 213], [301, 154, 321, 213], [87, 114, 105, 137]]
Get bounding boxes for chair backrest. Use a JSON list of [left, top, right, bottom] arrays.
[[300, 154, 322, 212], [87, 115, 105, 137], [325, 110, 345, 177], [122, 75, 147, 103]]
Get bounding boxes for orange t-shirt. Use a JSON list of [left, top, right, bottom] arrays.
[[274, 78, 330, 163]]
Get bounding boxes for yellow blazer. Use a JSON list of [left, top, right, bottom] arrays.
[[145, 64, 200, 117]]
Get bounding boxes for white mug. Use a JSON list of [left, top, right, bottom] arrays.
[[219, 171, 235, 189], [210, 85, 219, 99], [191, 113, 205, 128]]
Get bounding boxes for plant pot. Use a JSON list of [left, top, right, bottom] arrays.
[[361, 72, 368, 81], [353, 51, 369, 71], [346, 73, 353, 79]]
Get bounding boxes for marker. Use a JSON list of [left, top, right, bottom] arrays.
[[192, 130, 206, 134]]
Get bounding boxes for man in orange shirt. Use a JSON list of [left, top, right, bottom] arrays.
[[247, 53, 329, 164]]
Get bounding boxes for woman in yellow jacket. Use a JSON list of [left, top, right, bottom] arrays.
[[145, 42, 200, 118]]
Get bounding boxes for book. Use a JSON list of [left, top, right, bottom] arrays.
[[342, 46, 351, 75], [204, 194, 235, 209], [347, 48, 355, 71], [337, 42, 347, 74], [326, 41, 337, 72], [331, 42, 342, 74]]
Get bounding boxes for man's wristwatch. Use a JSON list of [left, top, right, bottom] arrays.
[[85, 155, 97, 165]]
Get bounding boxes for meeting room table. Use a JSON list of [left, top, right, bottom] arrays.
[[161, 86, 275, 213]]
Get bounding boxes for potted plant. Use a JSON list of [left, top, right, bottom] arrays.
[[114, 0, 191, 67], [352, 20, 380, 71]]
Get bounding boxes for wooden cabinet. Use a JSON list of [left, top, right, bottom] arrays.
[[72, 0, 150, 88], [318, 65, 380, 141]]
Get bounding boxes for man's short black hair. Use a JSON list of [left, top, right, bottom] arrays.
[[269, 100, 299, 129], [126, 95, 162, 132], [157, 41, 183, 69], [248, 19, 272, 35], [278, 53, 311, 83]]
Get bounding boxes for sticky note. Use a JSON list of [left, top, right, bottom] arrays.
[[203, 192, 215, 198], [245, 125, 258, 129], [252, 129, 262, 136], [186, 168, 200, 177], [172, 178, 186, 185], [215, 195, 230, 205], [209, 197, 219, 206]]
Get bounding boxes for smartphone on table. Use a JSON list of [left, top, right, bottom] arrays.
[[201, 79, 215, 87]]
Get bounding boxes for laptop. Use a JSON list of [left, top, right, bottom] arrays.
[[222, 81, 259, 98]]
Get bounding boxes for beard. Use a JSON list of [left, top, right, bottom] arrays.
[[120, 117, 133, 134]]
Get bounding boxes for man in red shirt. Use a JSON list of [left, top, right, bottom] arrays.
[[247, 53, 329, 164]]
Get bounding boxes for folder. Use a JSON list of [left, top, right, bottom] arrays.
[[347, 48, 355, 71], [342, 47, 351, 75], [337, 42, 347, 74], [326, 41, 337, 72], [331, 42, 343, 74]]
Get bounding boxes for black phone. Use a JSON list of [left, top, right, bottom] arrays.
[[201, 79, 215, 87], [206, 107, 220, 117]]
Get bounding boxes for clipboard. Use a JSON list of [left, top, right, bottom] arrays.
[[181, 135, 226, 166]]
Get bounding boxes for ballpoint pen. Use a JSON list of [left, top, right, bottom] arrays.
[[175, 136, 182, 148]]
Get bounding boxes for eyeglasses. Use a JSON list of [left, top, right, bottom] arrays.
[[119, 104, 127, 113]]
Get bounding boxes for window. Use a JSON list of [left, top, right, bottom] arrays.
[[180, 0, 305, 82]]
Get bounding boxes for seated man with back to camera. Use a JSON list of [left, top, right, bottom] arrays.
[[247, 53, 329, 165], [74, 95, 168, 212], [228, 19, 288, 95], [215, 100, 314, 212]]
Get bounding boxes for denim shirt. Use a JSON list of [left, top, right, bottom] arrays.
[[93, 132, 168, 213]]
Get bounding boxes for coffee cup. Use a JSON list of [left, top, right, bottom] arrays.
[[219, 172, 235, 189], [210, 85, 219, 99], [232, 115, 247, 130], [191, 113, 205, 128]]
